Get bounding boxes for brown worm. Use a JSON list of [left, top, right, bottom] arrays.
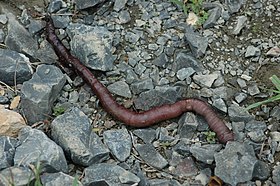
[[45, 16, 234, 144]]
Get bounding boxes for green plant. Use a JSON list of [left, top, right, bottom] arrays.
[[169, 0, 209, 25], [53, 106, 66, 116], [202, 131, 216, 143], [246, 75, 280, 110]]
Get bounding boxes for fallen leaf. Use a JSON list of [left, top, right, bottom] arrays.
[[186, 12, 199, 26], [10, 96, 20, 109]]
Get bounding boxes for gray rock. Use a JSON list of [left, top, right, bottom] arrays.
[[125, 68, 138, 84], [0, 136, 17, 170], [173, 141, 191, 156], [114, 0, 128, 11], [203, 7, 222, 29], [125, 31, 140, 43], [48, 0, 63, 13], [178, 113, 198, 140], [169, 153, 198, 177], [67, 23, 116, 71], [133, 128, 156, 144], [20, 65, 66, 124], [266, 46, 280, 57], [252, 160, 270, 180], [0, 49, 33, 85], [82, 163, 140, 185], [172, 51, 203, 72], [212, 98, 227, 113], [157, 127, 175, 143], [185, 31, 208, 58], [272, 165, 280, 184], [271, 106, 280, 120], [153, 53, 168, 68], [130, 78, 154, 95], [235, 92, 247, 103], [149, 179, 181, 186], [176, 67, 195, 81], [75, 0, 106, 10], [0, 96, 9, 104], [51, 15, 70, 29], [0, 166, 35, 186], [245, 45, 261, 58], [14, 127, 68, 173], [0, 29, 5, 43], [214, 142, 258, 186], [0, 14, 7, 24], [134, 87, 182, 111], [225, 0, 245, 14], [228, 104, 254, 122], [41, 172, 83, 186], [190, 144, 222, 164], [193, 73, 219, 88], [5, 13, 38, 57], [107, 81, 132, 98], [247, 83, 260, 95], [135, 143, 168, 169], [51, 107, 110, 166], [232, 16, 248, 35], [103, 129, 132, 162], [118, 10, 131, 24]]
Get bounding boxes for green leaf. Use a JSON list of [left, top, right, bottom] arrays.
[[270, 75, 280, 91], [246, 94, 280, 110]]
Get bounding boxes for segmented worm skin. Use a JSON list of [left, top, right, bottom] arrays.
[[45, 16, 234, 144]]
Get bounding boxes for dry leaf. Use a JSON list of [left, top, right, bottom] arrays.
[[10, 96, 20, 109]]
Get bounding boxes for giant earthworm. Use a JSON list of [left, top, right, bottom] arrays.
[[45, 16, 234, 144]]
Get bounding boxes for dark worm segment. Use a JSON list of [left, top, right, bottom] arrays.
[[45, 16, 234, 144]]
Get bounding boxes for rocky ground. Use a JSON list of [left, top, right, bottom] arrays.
[[0, 0, 280, 185]]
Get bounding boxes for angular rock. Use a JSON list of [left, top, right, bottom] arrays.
[[212, 98, 227, 113], [82, 163, 140, 185], [176, 67, 196, 81], [178, 113, 199, 140], [0, 107, 26, 137], [0, 136, 17, 170], [193, 73, 219, 88], [272, 165, 280, 184], [47, 0, 63, 13], [245, 45, 261, 58], [75, 0, 106, 10], [228, 104, 254, 122], [20, 64, 66, 124], [51, 107, 110, 166], [152, 53, 168, 68], [232, 16, 248, 35], [266, 46, 280, 57], [67, 23, 116, 71], [225, 0, 245, 14], [14, 127, 68, 173], [107, 81, 132, 98], [114, 0, 128, 11], [41, 172, 83, 186], [134, 87, 182, 111], [170, 155, 198, 177], [103, 129, 131, 162], [173, 51, 204, 72], [190, 144, 222, 164], [252, 160, 270, 180], [118, 10, 131, 24], [149, 179, 181, 186], [133, 128, 156, 144], [5, 13, 38, 57], [214, 141, 258, 186], [203, 7, 222, 29], [130, 78, 154, 95], [0, 49, 33, 85], [0, 166, 35, 186], [135, 143, 168, 169], [185, 31, 208, 58]]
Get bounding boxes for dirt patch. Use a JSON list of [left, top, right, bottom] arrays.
[[255, 64, 280, 88], [0, 0, 45, 16]]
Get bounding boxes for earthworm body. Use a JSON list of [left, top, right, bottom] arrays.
[[45, 16, 234, 144]]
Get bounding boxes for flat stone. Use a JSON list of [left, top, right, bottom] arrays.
[[130, 78, 154, 95], [133, 128, 156, 144], [190, 144, 222, 164], [178, 113, 199, 140], [103, 129, 132, 162], [0, 166, 35, 186], [266, 46, 280, 57], [176, 67, 196, 81], [67, 23, 116, 71], [185, 31, 208, 58], [225, 0, 245, 14], [41, 172, 83, 186], [107, 81, 132, 98], [232, 16, 248, 35], [51, 107, 110, 166], [114, 0, 128, 11], [272, 165, 280, 184], [214, 141, 258, 186], [228, 104, 254, 122], [0, 49, 33, 85], [135, 143, 168, 169], [0, 107, 26, 137], [20, 64, 66, 124], [193, 73, 219, 88], [14, 127, 68, 173], [82, 163, 140, 185], [203, 7, 222, 29]]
